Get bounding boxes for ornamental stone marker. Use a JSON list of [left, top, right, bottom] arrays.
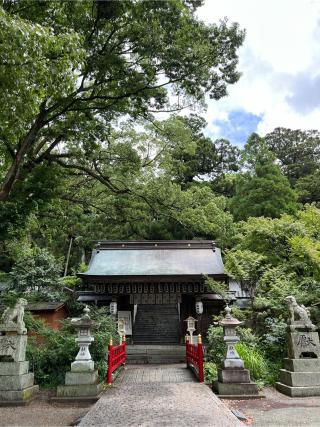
[[55, 306, 103, 403], [0, 298, 39, 406], [214, 305, 259, 398], [276, 296, 320, 397]]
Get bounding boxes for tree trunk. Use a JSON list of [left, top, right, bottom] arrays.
[[0, 109, 46, 202]]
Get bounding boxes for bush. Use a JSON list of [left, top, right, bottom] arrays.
[[206, 326, 225, 365], [235, 343, 268, 381], [204, 362, 217, 384], [206, 324, 280, 387], [26, 313, 77, 388], [236, 342, 279, 386], [258, 317, 287, 364], [25, 306, 117, 388]]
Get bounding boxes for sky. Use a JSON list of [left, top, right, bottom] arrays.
[[195, 0, 320, 146]]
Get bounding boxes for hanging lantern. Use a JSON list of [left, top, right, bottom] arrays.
[[110, 302, 117, 315], [195, 301, 203, 314]]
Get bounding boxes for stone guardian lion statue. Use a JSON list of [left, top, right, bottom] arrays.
[[1, 298, 28, 333], [284, 295, 315, 331]]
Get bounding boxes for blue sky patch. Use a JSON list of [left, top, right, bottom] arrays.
[[211, 110, 262, 146]]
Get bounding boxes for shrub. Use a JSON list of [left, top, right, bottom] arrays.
[[26, 313, 77, 388], [235, 343, 268, 380], [235, 342, 279, 386], [258, 317, 287, 364], [25, 306, 117, 388], [204, 362, 217, 384], [206, 326, 225, 365], [206, 324, 279, 387]]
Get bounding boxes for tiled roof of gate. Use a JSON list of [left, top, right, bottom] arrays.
[[79, 240, 225, 277]]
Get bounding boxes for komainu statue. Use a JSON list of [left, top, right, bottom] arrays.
[[1, 298, 28, 333], [284, 295, 316, 331]]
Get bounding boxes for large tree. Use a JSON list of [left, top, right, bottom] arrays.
[[231, 140, 298, 221], [0, 0, 244, 203], [264, 127, 320, 182]]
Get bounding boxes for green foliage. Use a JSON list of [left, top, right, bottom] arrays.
[[204, 362, 218, 384], [295, 171, 320, 205], [62, 275, 81, 289], [8, 245, 62, 301], [25, 306, 117, 387], [231, 152, 298, 221], [0, 0, 244, 208], [225, 249, 266, 299], [25, 313, 77, 388], [206, 324, 280, 386], [257, 318, 287, 363], [87, 306, 118, 382], [206, 326, 225, 365], [203, 276, 228, 299], [235, 343, 271, 387], [265, 128, 320, 183], [227, 206, 320, 322]]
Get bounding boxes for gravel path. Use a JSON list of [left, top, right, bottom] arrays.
[[225, 387, 320, 426], [0, 398, 90, 426], [80, 364, 241, 427]]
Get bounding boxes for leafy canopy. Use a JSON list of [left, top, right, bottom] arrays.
[[0, 0, 244, 202]]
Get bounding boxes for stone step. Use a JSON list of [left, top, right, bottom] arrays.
[[126, 345, 186, 364], [133, 304, 180, 345]]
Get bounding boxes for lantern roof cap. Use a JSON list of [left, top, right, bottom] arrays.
[[219, 305, 243, 327], [71, 306, 96, 328], [184, 316, 198, 322]]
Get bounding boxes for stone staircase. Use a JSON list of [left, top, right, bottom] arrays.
[[133, 304, 181, 344], [126, 345, 186, 364]]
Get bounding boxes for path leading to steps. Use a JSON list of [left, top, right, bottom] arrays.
[[80, 364, 242, 427]]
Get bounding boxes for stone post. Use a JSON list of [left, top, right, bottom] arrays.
[[214, 305, 259, 398], [276, 295, 320, 397], [55, 306, 103, 403], [0, 298, 39, 406]]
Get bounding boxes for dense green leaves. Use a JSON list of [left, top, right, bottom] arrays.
[[231, 155, 297, 221], [0, 0, 244, 202], [226, 205, 320, 322]]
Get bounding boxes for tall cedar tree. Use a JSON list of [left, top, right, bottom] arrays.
[[231, 154, 298, 221]]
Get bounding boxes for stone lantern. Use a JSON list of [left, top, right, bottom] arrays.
[[214, 305, 259, 398], [219, 305, 244, 370], [71, 305, 95, 372], [185, 316, 197, 344], [56, 306, 103, 403]]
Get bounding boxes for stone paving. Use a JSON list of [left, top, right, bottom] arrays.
[[80, 364, 242, 427]]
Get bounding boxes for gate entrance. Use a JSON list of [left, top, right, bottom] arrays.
[[133, 304, 180, 344]]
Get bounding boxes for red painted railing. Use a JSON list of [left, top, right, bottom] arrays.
[[186, 335, 204, 383], [107, 336, 126, 384]]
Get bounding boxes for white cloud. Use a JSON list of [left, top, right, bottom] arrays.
[[197, 0, 320, 138]]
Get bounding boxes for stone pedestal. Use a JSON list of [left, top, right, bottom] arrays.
[[213, 305, 260, 399], [56, 361, 103, 403], [276, 331, 320, 397], [0, 327, 38, 406], [214, 366, 259, 398], [54, 307, 103, 404]]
